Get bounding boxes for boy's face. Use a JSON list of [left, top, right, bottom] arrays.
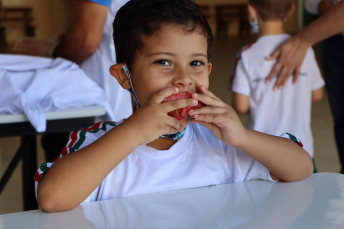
[[131, 23, 212, 107]]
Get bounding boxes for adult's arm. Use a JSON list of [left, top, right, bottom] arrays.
[[266, 0, 344, 89], [12, 0, 108, 64], [52, 0, 108, 64]]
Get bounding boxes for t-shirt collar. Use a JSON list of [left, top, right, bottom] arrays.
[[135, 123, 194, 160]]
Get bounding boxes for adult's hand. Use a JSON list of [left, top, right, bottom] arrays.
[[265, 36, 310, 90]]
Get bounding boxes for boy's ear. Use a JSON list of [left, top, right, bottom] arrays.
[[287, 3, 295, 19], [109, 64, 131, 90], [247, 4, 256, 21], [208, 62, 212, 75]]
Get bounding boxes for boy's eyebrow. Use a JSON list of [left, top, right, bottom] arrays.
[[146, 52, 207, 58], [192, 53, 207, 58], [146, 52, 176, 57]]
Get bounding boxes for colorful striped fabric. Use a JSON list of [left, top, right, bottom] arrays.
[[228, 41, 257, 91], [34, 121, 118, 183], [280, 133, 304, 148]]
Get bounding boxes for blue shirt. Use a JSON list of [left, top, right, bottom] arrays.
[[88, 0, 111, 7]]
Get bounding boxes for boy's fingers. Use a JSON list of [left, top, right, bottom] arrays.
[[188, 106, 226, 116], [162, 98, 198, 113], [150, 87, 179, 104], [193, 113, 220, 123], [192, 93, 223, 107], [164, 126, 180, 135], [164, 117, 183, 133]]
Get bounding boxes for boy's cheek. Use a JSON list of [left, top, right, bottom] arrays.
[[196, 80, 209, 92]]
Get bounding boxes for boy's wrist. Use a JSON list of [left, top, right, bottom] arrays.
[[119, 119, 141, 147], [232, 127, 250, 152]]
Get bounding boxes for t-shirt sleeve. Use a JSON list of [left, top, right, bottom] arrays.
[[88, 0, 111, 7], [224, 144, 275, 183], [308, 49, 325, 90], [228, 53, 251, 96], [34, 121, 121, 201], [280, 132, 305, 148], [224, 132, 305, 183]]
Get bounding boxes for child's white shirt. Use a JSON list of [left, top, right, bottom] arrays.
[[229, 34, 325, 157], [35, 120, 282, 203]]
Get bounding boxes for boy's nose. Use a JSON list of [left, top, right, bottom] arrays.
[[173, 68, 193, 90]]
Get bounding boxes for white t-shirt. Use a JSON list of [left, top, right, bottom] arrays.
[[229, 34, 325, 157], [35, 120, 279, 202], [81, 0, 132, 122]]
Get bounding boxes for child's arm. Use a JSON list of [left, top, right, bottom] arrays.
[[189, 86, 313, 182], [312, 87, 324, 102], [37, 87, 197, 212], [37, 122, 139, 212], [232, 92, 250, 114]]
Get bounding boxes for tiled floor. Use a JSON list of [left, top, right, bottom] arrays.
[[0, 37, 340, 215]]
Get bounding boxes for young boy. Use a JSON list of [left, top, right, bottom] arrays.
[[229, 0, 325, 171], [35, 0, 313, 213]]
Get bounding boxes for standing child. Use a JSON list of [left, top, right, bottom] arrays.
[[35, 0, 313, 213], [229, 0, 325, 171]]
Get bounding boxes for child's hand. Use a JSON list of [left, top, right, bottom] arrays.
[[126, 87, 199, 145], [189, 86, 246, 148]]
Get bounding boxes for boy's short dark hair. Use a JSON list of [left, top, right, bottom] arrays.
[[248, 0, 292, 21], [113, 0, 213, 70]]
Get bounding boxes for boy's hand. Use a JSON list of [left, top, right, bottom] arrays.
[[126, 87, 199, 145], [188, 86, 246, 148]]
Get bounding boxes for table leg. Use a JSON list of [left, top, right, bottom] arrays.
[[0, 137, 33, 194], [21, 136, 38, 211]]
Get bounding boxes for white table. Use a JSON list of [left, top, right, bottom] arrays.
[[1, 173, 343, 229], [0, 106, 106, 211]]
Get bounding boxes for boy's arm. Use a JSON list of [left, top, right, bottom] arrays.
[[37, 121, 139, 212], [232, 92, 250, 114], [37, 87, 196, 212], [237, 129, 313, 182], [312, 87, 324, 102], [190, 87, 313, 183], [309, 48, 325, 103]]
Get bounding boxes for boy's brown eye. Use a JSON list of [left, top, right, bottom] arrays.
[[190, 61, 204, 66], [155, 60, 171, 66]]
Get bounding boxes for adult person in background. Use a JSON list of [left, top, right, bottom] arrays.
[[13, 0, 131, 162], [264, 0, 344, 173]]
